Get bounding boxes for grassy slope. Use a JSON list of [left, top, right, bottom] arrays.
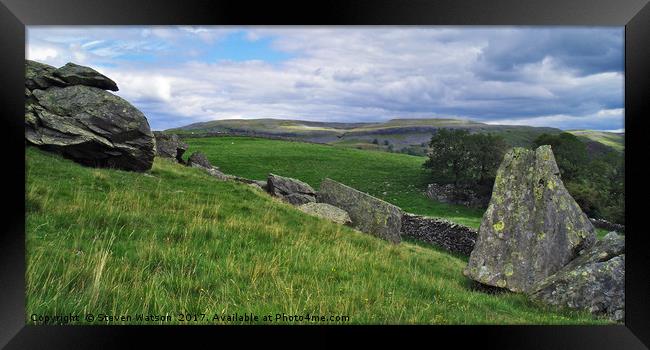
[[185, 137, 485, 228], [567, 130, 624, 153], [26, 147, 606, 325]]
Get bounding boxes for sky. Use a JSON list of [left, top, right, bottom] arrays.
[[27, 26, 624, 132]]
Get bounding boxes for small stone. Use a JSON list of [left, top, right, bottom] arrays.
[[297, 202, 352, 226]]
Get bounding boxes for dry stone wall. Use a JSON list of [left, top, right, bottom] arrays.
[[401, 214, 477, 256]]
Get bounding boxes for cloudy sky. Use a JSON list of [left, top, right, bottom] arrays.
[[27, 26, 624, 131]]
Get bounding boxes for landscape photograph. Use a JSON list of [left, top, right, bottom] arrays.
[[25, 26, 625, 325]]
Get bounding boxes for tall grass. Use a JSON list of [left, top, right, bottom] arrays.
[[26, 147, 608, 325]]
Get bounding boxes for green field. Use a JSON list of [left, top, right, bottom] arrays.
[[184, 136, 485, 228], [26, 146, 609, 325]]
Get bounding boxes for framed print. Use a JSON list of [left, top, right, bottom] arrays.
[[1, 0, 649, 348]]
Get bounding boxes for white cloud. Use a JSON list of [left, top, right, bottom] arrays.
[[27, 45, 59, 61], [26, 26, 624, 131]]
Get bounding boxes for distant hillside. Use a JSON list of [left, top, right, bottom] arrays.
[[168, 118, 563, 155], [567, 130, 625, 153]]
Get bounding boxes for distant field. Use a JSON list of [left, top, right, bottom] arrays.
[[184, 136, 485, 228], [26, 147, 607, 325]]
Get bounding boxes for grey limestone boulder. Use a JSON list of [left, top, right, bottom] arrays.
[[25, 61, 155, 172], [298, 202, 352, 226], [529, 232, 625, 322], [52, 62, 119, 91], [154, 132, 188, 163], [187, 151, 213, 169], [267, 173, 316, 205], [317, 178, 402, 243], [464, 146, 596, 292]]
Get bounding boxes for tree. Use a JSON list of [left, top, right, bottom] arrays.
[[533, 132, 625, 224], [423, 129, 506, 186], [471, 133, 509, 185]]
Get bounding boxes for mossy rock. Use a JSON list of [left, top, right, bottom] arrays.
[[25, 62, 155, 172], [464, 145, 595, 293], [529, 232, 624, 322], [318, 178, 402, 243]]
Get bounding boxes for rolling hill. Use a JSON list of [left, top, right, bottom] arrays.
[[567, 130, 625, 153], [167, 118, 564, 155]]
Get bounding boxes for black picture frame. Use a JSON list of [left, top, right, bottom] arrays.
[[1, 0, 649, 348]]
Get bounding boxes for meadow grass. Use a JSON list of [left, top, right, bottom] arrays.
[[184, 136, 485, 228], [26, 146, 609, 325]]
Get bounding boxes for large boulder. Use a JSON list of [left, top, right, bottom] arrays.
[[298, 202, 352, 226], [464, 146, 596, 292], [154, 132, 188, 163], [25, 60, 66, 90], [25, 60, 119, 91], [25, 60, 155, 172], [318, 178, 402, 243], [529, 232, 625, 322], [267, 173, 316, 205], [52, 62, 119, 91]]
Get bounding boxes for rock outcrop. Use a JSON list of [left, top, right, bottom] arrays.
[[154, 132, 188, 163], [49, 62, 119, 91], [298, 202, 352, 226], [318, 178, 403, 243], [464, 146, 596, 293], [267, 173, 316, 205], [186, 151, 230, 180], [25, 60, 155, 172], [401, 214, 477, 256], [187, 151, 213, 169], [529, 232, 625, 322]]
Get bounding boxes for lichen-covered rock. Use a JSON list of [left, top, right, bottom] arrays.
[[464, 146, 596, 292], [187, 151, 213, 169], [25, 60, 66, 90], [298, 202, 352, 226], [401, 213, 477, 256], [25, 81, 155, 172], [318, 178, 402, 243], [267, 173, 316, 205], [154, 132, 188, 163], [529, 232, 625, 322], [25, 60, 118, 92], [52, 62, 118, 91]]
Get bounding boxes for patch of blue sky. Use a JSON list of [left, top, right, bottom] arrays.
[[203, 31, 293, 64]]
